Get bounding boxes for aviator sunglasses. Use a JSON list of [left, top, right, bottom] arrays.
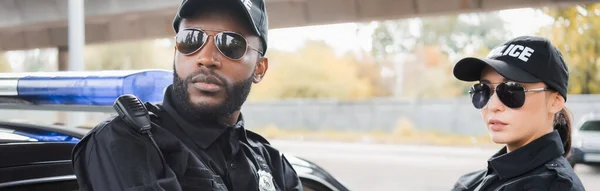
[[175, 28, 263, 60], [469, 82, 549, 109]]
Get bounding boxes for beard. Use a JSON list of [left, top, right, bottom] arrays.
[[172, 66, 254, 123]]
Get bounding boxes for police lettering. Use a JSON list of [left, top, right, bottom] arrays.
[[487, 44, 535, 62], [241, 0, 253, 11]]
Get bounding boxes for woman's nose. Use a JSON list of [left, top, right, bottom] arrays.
[[485, 91, 505, 112]]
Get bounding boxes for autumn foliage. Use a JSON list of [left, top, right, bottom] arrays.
[[249, 40, 391, 101], [539, 4, 600, 94]]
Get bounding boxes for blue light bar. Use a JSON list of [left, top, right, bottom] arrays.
[[0, 70, 172, 106]]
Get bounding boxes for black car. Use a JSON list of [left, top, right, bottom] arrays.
[[0, 114, 350, 191]]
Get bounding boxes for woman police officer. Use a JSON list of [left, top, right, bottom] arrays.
[[450, 36, 585, 191]]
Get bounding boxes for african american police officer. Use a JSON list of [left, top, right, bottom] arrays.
[[72, 0, 303, 190]]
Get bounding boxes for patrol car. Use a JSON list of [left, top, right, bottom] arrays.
[[568, 112, 600, 168], [0, 70, 350, 191]]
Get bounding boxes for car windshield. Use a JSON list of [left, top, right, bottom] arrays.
[[580, 120, 600, 131]]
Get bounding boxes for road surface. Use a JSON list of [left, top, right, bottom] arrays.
[[271, 140, 600, 191]]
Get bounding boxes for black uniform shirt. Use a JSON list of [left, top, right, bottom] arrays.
[[452, 130, 585, 191], [72, 85, 303, 191]]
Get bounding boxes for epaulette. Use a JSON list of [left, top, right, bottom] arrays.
[[85, 115, 119, 136]]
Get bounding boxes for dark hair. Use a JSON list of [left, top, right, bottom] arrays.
[[554, 107, 572, 157]]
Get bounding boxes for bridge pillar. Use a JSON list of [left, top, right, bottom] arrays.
[[55, 46, 68, 125], [55, 46, 87, 127], [55, 0, 89, 128]]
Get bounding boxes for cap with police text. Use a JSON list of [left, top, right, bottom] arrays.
[[453, 36, 569, 100], [172, 0, 269, 55]]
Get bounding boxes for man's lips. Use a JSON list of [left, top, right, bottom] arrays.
[[192, 82, 221, 92], [190, 74, 223, 93]]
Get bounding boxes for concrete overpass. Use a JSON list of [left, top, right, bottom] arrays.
[[0, 0, 597, 52]]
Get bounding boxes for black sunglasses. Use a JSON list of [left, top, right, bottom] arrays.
[[469, 82, 549, 109], [174, 28, 263, 60]]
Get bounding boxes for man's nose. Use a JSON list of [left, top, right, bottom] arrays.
[[194, 38, 222, 68]]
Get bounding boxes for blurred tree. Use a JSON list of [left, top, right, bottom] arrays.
[[350, 54, 394, 97], [419, 13, 510, 56], [539, 4, 600, 94], [368, 12, 512, 98], [370, 21, 415, 61], [400, 45, 470, 98], [0, 52, 12, 72], [249, 40, 387, 101], [371, 12, 510, 59], [84, 40, 173, 71]]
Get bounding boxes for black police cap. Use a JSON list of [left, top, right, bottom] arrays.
[[453, 36, 569, 100]]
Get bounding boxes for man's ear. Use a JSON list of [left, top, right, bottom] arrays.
[[253, 57, 268, 83], [548, 92, 565, 114]]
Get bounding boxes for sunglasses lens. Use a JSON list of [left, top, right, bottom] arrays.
[[175, 30, 207, 55], [470, 83, 490, 109], [215, 32, 248, 59], [496, 82, 526, 108]]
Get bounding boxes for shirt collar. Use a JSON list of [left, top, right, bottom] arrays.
[[161, 85, 245, 149], [235, 115, 249, 143], [488, 130, 564, 180]]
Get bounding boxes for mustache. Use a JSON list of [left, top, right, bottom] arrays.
[[185, 68, 226, 87]]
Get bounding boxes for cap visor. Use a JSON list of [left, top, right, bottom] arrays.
[[453, 57, 541, 83]]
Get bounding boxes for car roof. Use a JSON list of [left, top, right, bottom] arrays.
[[578, 112, 600, 124], [581, 112, 600, 120], [575, 112, 600, 130]]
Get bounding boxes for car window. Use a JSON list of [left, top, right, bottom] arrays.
[[580, 120, 600, 131]]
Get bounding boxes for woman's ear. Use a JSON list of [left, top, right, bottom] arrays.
[[253, 57, 268, 83], [548, 92, 565, 114]]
